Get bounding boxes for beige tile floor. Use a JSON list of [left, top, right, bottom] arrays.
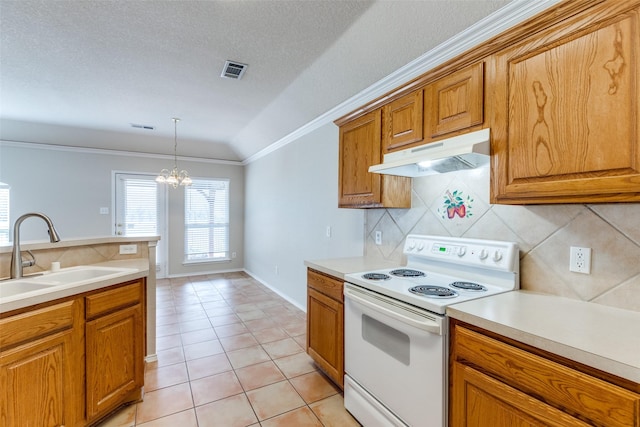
[[98, 272, 360, 427]]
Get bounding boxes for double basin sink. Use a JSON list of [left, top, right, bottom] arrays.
[[0, 266, 138, 299]]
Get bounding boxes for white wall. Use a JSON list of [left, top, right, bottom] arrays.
[[0, 142, 245, 276], [244, 123, 364, 309]]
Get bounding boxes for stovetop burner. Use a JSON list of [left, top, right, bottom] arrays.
[[390, 269, 425, 278], [449, 281, 487, 291], [362, 273, 391, 281], [409, 285, 458, 298]]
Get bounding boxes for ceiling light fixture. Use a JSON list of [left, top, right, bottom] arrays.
[[156, 118, 192, 188]]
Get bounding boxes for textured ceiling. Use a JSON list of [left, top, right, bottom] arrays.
[[0, 0, 510, 162]]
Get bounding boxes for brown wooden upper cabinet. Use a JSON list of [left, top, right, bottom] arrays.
[[382, 89, 424, 153], [338, 110, 411, 208], [491, 1, 640, 204], [425, 62, 484, 139], [382, 62, 485, 155]]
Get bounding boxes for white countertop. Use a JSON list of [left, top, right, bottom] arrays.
[[304, 257, 400, 280], [0, 258, 149, 313], [447, 291, 640, 383]]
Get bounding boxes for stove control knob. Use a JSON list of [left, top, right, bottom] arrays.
[[479, 249, 489, 260], [417, 242, 425, 251], [493, 250, 503, 262], [457, 246, 467, 257], [407, 240, 416, 250]]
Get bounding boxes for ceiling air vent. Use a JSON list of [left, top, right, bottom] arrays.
[[221, 60, 248, 80]]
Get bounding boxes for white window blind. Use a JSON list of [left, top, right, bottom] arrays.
[[184, 179, 230, 262], [0, 183, 10, 244], [121, 178, 157, 237]]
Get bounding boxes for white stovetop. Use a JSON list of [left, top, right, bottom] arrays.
[[447, 291, 640, 384], [344, 268, 513, 315]]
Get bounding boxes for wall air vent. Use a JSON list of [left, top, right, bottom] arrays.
[[130, 123, 155, 130], [221, 60, 248, 80]]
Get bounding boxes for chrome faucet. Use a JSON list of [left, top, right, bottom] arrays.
[[10, 212, 61, 279]]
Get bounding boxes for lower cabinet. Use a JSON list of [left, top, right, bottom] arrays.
[[306, 269, 344, 389], [86, 281, 145, 422], [0, 278, 146, 427], [0, 300, 84, 427], [450, 321, 640, 427]]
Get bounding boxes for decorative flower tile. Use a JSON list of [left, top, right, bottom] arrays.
[[428, 177, 488, 237]]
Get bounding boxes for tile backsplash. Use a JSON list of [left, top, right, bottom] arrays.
[[365, 166, 640, 313], [0, 242, 149, 280]]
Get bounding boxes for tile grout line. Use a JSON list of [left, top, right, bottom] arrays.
[[120, 273, 347, 427]]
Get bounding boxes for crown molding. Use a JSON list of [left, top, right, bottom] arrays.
[[244, 0, 563, 165], [0, 140, 243, 166]]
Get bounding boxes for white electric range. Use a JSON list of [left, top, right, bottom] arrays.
[[343, 234, 519, 427]]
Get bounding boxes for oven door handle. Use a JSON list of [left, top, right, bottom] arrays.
[[344, 287, 443, 335]]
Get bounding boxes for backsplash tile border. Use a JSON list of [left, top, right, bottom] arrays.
[[0, 242, 149, 280]]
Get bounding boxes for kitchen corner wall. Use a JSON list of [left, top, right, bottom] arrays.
[[365, 166, 640, 313]]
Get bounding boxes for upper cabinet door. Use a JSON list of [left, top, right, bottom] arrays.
[[491, 3, 640, 204], [426, 62, 484, 138], [338, 110, 411, 208], [338, 110, 383, 207], [382, 90, 424, 153]]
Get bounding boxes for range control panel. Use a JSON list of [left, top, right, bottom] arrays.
[[404, 234, 518, 272]]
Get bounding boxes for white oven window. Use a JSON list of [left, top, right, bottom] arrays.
[[362, 314, 410, 365]]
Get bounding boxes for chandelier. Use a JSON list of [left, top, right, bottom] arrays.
[[156, 118, 192, 188]]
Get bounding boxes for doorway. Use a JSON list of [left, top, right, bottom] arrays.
[[114, 173, 168, 278]]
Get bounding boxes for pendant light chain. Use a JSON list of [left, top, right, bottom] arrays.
[[172, 117, 179, 170], [156, 117, 192, 188]]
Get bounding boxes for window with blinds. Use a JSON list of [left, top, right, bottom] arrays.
[[184, 178, 230, 262], [120, 178, 158, 237], [0, 182, 10, 244]]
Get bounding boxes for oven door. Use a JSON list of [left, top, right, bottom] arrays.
[[343, 282, 447, 427]]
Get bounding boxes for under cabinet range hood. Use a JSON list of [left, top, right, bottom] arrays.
[[369, 128, 490, 177]]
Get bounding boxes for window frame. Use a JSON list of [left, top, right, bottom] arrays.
[[183, 178, 230, 264]]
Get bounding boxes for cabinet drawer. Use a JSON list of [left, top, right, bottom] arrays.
[[307, 269, 343, 302], [0, 300, 77, 349], [86, 280, 143, 319], [453, 325, 640, 427]]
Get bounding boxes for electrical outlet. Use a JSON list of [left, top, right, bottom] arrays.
[[326, 226, 332, 238], [570, 246, 591, 274], [375, 231, 382, 246], [119, 244, 137, 255]]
